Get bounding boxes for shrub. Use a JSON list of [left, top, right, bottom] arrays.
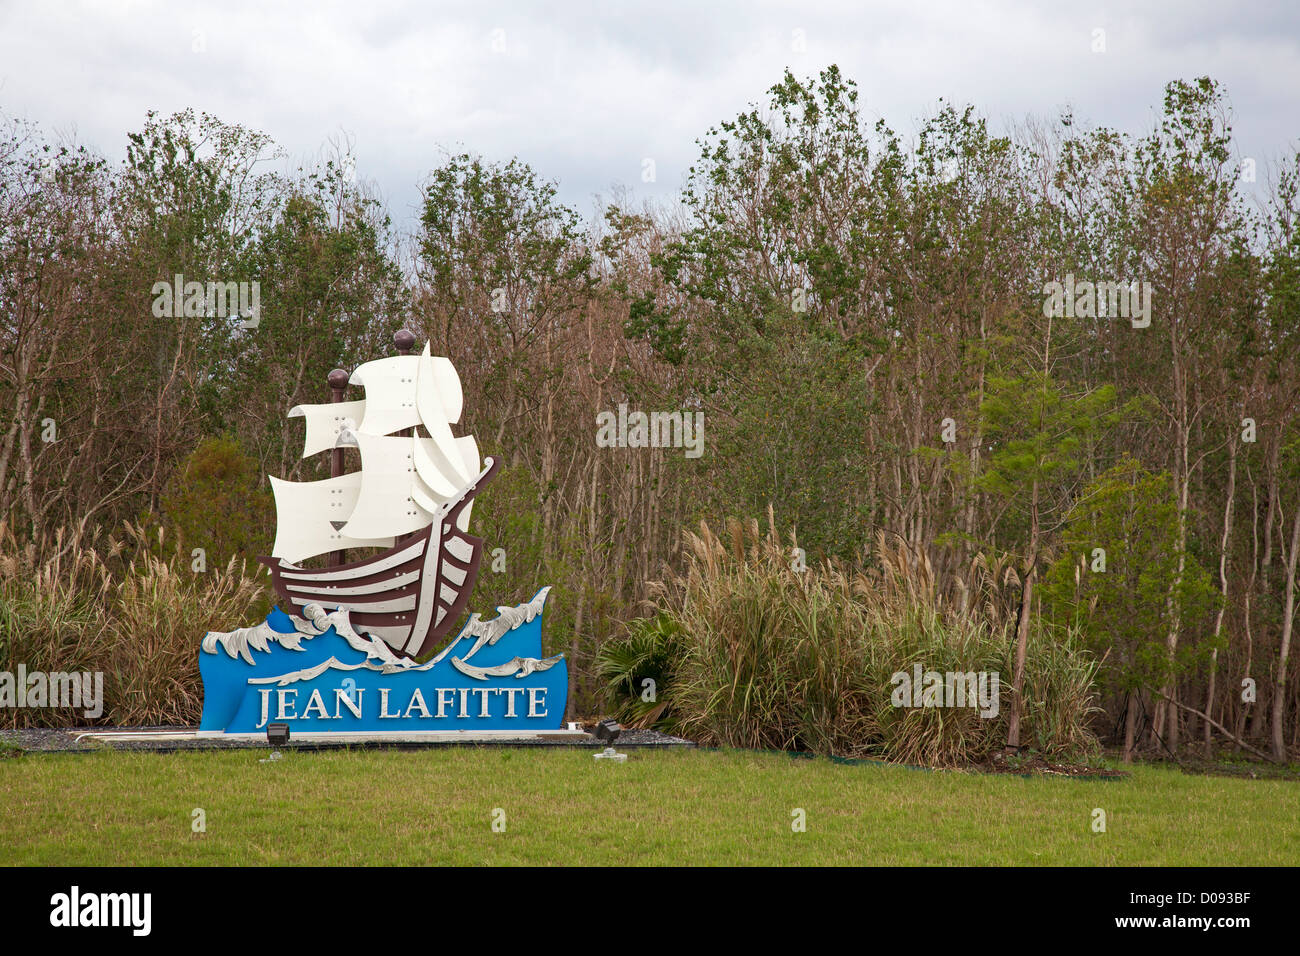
[[612, 510, 1100, 765], [0, 521, 266, 727], [160, 435, 273, 570], [596, 612, 685, 730]]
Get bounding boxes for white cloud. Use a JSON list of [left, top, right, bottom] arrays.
[[1, 0, 1296, 228]]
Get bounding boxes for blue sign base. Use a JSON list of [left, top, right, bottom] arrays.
[[199, 587, 567, 735]]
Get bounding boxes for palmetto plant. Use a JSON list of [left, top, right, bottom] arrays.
[[596, 612, 685, 730]]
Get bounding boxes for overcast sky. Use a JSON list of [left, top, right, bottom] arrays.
[[1, 0, 1297, 229]]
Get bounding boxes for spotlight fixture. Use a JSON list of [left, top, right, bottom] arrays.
[[267, 723, 290, 747], [594, 719, 622, 744]]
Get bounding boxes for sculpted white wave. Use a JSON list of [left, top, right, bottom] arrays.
[[202, 620, 308, 664], [451, 654, 565, 681], [206, 587, 559, 686], [430, 586, 551, 664], [248, 655, 420, 686], [202, 604, 407, 667], [443, 587, 559, 679]]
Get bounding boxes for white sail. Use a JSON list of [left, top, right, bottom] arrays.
[[269, 473, 396, 563], [271, 342, 481, 554], [414, 344, 475, 485], [288, 399, 366, 458], [340, 433, 441, 539], [424, 352, 464, 423], [411, 434, 480, 533], [349, 355, 423, 436]]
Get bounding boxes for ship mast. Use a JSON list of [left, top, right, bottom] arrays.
[[327, 366, 350, 566], [392, 329, 419, 546], [322, 328, 424, 567]]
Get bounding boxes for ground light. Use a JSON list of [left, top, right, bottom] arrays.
[[593, 719, 626, 761]]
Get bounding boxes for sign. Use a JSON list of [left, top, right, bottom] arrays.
[[198, 332, 567, 736]]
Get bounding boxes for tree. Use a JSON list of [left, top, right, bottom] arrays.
[[973, 371, 1120, 749], [160, 434, 273, 569], [1126, 78, 1245, 751], [1042, 457, 1219, 760]]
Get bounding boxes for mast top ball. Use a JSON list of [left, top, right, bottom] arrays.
[[327, 369, 350, 390], [394, 329, 416, 354]]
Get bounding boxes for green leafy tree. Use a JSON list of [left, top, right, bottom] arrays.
[[417, 152, 593, 352], [160, 435, 273, 570], [233, 166, 407, 483], [649, 66, 903, 559], [115, 109, 282, 511], [1042, 457, 1219, 759], [972, 370, 1121, 749]]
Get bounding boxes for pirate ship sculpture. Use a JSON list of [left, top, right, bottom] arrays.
[[197, 331, 569, 737], [261, 332, 498, 658]]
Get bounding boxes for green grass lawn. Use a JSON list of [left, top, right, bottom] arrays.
[[1, 747, 1296, 865]]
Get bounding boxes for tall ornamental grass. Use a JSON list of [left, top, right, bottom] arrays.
[[602, 511, 1100, 765], [0, 522, 265, 727]]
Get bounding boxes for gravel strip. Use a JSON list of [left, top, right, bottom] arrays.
[[0, 725, 695, 754]]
